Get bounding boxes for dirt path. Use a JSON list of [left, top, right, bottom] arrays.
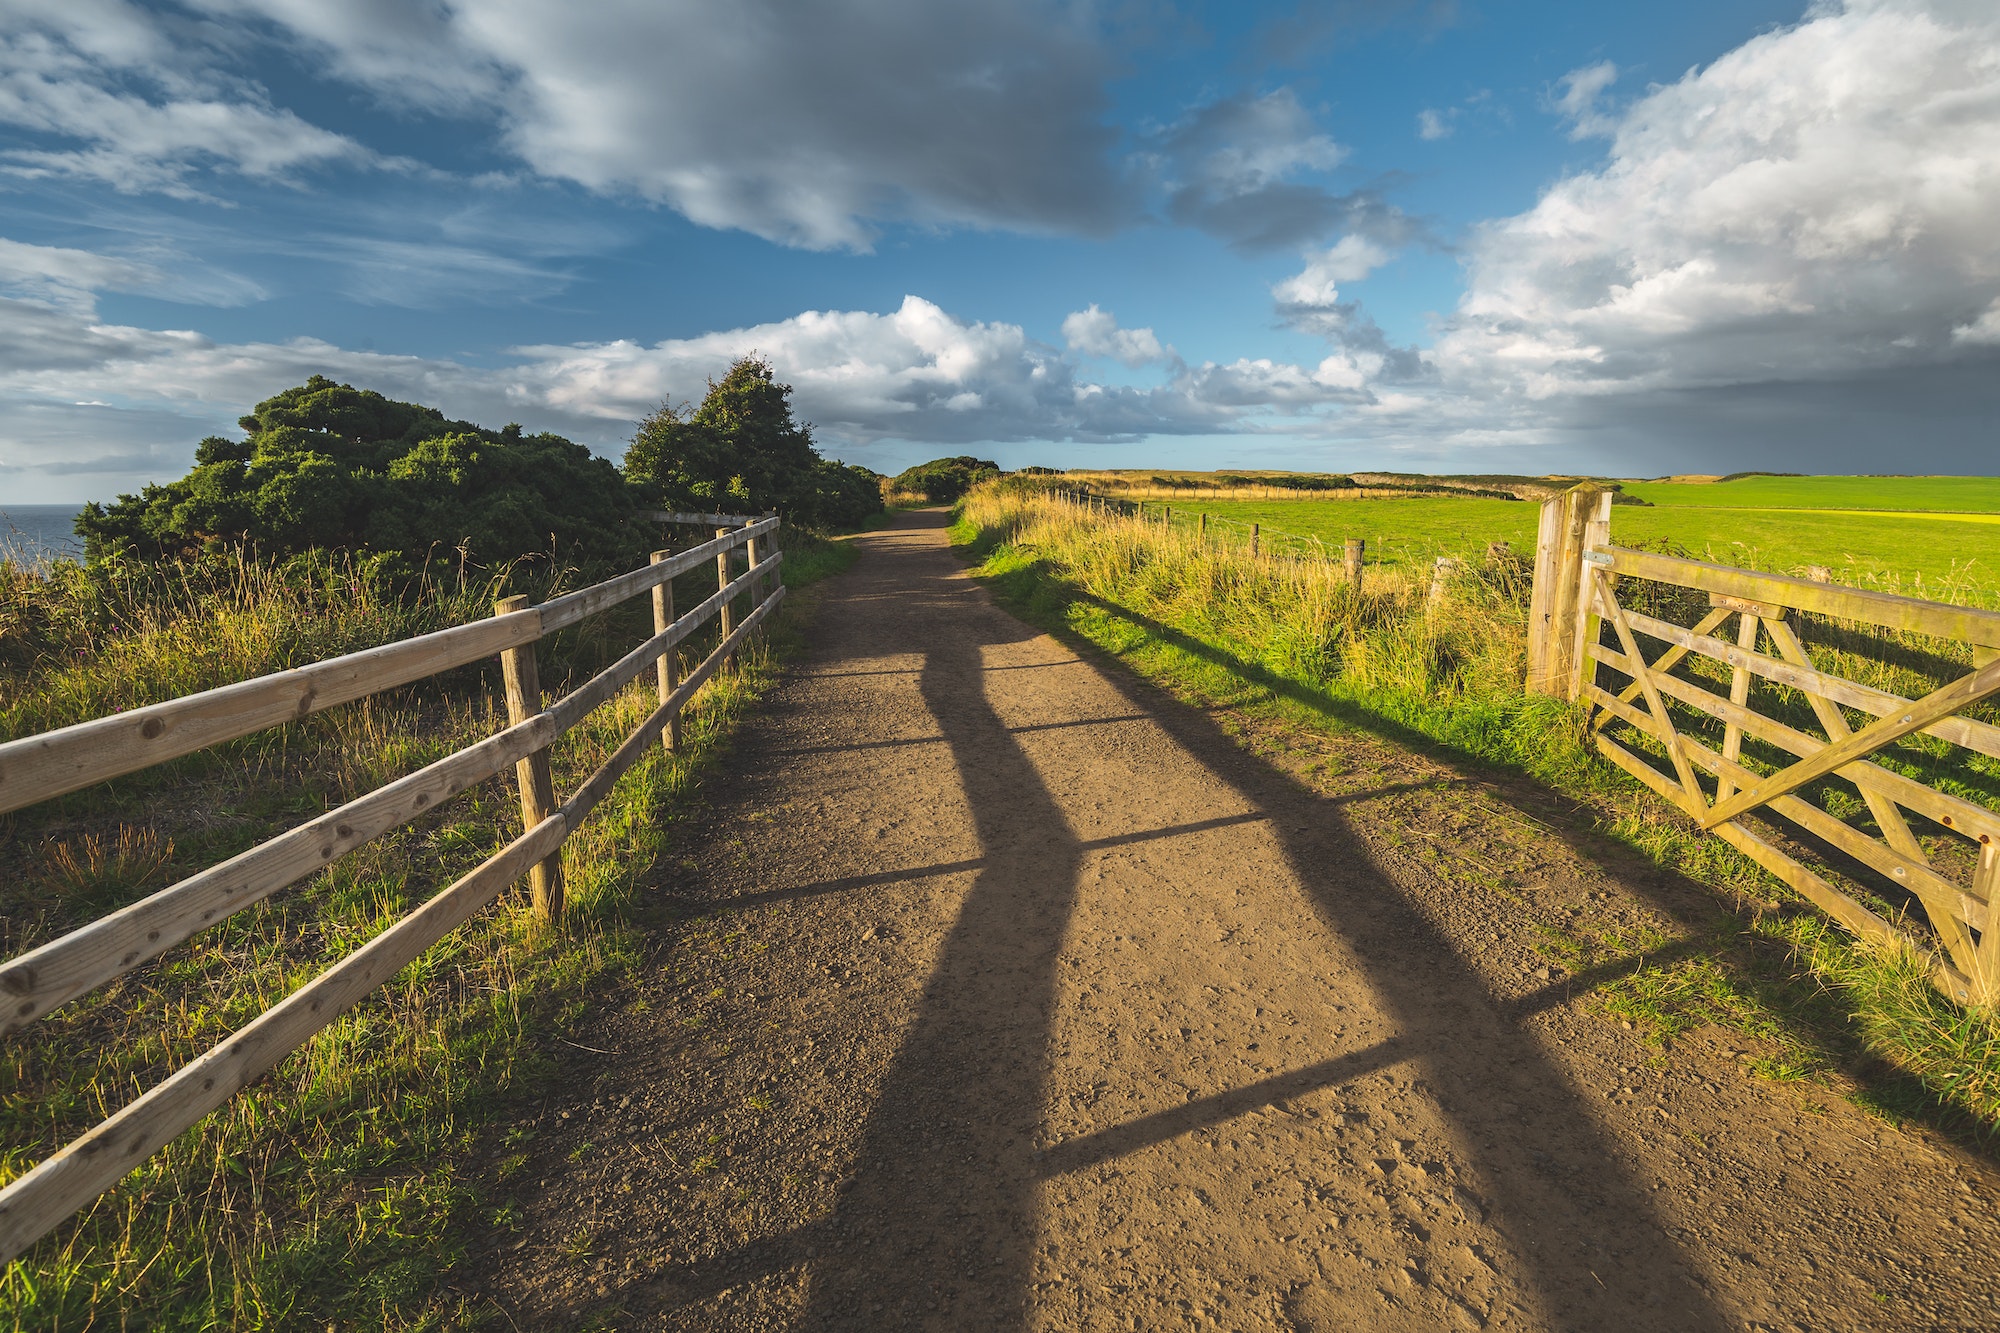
[[466, 509, 2000, 1331]]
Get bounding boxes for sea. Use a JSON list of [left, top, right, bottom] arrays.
[[0, 504, 87, 565]]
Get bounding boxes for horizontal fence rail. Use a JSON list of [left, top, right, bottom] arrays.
[[0, 513, 784, 1263], [1524, 484, 2000, 1006]]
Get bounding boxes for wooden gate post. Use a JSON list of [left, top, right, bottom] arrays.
[[1344, 538, 1365, 596], [494, 594, 563, 922], [649, 552, 680, 753], [1526, 483, 1612, 698], [715, 527, 735, 671]]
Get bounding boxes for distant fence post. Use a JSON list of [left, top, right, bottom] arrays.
[[1200, 512, 1208, 539], [650, 551, 681, 753], [1427, 556, 1457, 614], [1344, 538, 1364, 595], [1526, 483, 1612, 699], [1251, 523, 1261, 558], [494, 594, 564, 922]]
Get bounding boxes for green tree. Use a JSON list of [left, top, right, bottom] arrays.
[[78, 377, 649, 574], [890, 456, 1000, 504], [623, 356, 883, 529]]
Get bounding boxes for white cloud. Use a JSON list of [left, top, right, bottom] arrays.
[[1273, 235, 1394, 310], [1060, 304, 1168, 367], [1416, 108, 1455, 141], [1551, 60, 1619, 139], [0, 3, 378, 196], [187, 0, 1127, 251], [1439, 0, 2000, 401]]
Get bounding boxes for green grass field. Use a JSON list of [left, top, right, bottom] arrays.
[[1146, 474, 2000, 602]]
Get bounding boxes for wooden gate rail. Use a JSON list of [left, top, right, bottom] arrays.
[[0, 517, 783, 1263], [1526, 494, 2000, 1005]]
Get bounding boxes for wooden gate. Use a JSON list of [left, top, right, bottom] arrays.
[[1527, 485, 2000, 1005]]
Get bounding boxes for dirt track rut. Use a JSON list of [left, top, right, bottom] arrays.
[[468, 509, 2000, 1331]]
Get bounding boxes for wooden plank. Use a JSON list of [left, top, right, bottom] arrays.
[[650, 551, 680, 754], [1616, 605, 2000, 763], [557, 588, 785, 828], [1761, 618, 1963, 927], [1700, 657, 2000, 830], [495, 596, 562, 922], [651, 510, 759, 526], [1591, 681, 1990, 935], [0, 610, 538, 818], [539, 517, 776, 633], [1599, 545, 2000, 651], [1710, 592, 1787, 621], [1596, 606, 1731, 727], [1525, 493, 1565, 693], [1589, 641, 2000, 845], [1715, 611, 1760, 804], [1974, 841, 2000, 1005], [1569, 490, 1613, 702], [0, 711, 558, 1037], [1595, 570, 1707, 816], [0, 809, 570, 1267], [1591, 730, 1905, 949]]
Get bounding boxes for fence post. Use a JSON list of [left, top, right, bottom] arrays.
[[1200, 512, 1208, 539], [1525, 483, 1612, 699], [1427, 556, 1457, 614], [1251, 523, 1260, 558], [1164, 505, 1172, 528], [649, 552, 681, 753], [1344, 538, 1364, 596], [715, 527, 736, 671], [493, 594, 563, 922]]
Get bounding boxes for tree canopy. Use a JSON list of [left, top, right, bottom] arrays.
[[623, 357, 883, 530], [77, 377, 650, 573], [890, 456, 1001, 504]]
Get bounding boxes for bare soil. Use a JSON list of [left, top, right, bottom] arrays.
[[461, 509, 2000, 1331]]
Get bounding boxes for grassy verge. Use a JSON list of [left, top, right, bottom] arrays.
[[0, 530, 854, 1330], [951, 483, 2000, 1139]]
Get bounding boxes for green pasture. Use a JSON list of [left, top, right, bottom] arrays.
[[1152, 486, 2000, 602], [1624, 474, 2000, 513]]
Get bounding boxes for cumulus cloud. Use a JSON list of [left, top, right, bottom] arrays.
[[1416, 108, 1455, 141], [1061, 305, 1168, 367], [1438, 0, 2000, 404]]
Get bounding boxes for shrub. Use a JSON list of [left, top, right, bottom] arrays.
[[76, 377, 649, 576], [889, 456, 1000, 504]]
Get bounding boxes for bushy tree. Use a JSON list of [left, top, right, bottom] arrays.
[[623, 356, 883, 530], [890, 456, 1001, 504], [77, 377, 650, 573]]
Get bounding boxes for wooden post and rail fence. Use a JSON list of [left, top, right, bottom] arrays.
[[0, 512, 782, 1263], [1525, 483, 2000, 1006]]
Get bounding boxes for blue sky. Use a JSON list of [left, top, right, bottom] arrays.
[[2, 0, 1997, 502]]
